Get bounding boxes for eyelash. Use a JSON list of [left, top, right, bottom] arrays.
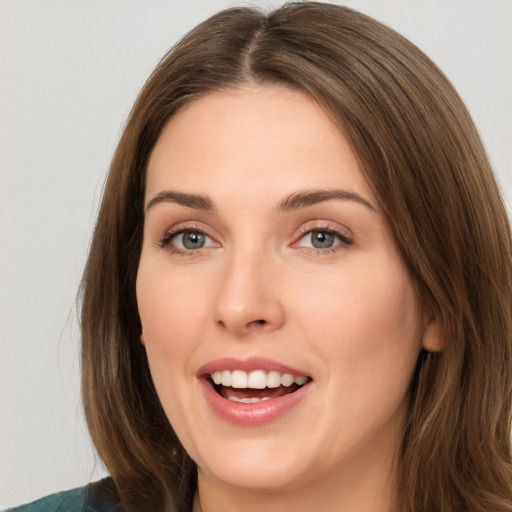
[[157, 224, 213, 255], [294, 224, 353, 254], [157, 223, 353, 255]]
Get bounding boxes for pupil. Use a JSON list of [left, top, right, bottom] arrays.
[[312, 231, 334, 249], [183, 232, 205, 249]]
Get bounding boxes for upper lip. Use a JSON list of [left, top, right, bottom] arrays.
[[197, 356, 310, 378]]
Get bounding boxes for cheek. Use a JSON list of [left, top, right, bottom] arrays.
[[137, 261, 210, 343], [297, 259, 423, 456], [297, 255, 422, 387], [136, 264, 211, 392], [136, 265, 213, 440]]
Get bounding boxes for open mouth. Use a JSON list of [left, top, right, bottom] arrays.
[[207, 369, 311, 404]]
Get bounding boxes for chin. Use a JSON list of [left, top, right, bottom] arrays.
[[193, 437, 312, 491]]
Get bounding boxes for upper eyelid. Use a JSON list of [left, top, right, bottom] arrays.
[[296, 221, 353, 239], [161, 221, 212, 237], [297, 222, 343, 234]]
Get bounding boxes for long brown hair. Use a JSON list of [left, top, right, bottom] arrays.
[[80, 3, 512, 511]]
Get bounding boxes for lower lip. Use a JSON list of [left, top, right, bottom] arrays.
[[199, 378, 311, 426]]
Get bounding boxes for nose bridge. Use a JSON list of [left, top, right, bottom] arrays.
[[214, 240, 285, 335]]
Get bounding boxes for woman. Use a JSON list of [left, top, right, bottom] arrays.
[[10, 2, 512, 511]]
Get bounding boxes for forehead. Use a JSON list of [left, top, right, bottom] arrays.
[[145, 84, 374, 205]]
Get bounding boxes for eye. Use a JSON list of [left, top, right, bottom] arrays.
[[303, 230, 337, 249], [159, 228, 218, 252], [176, 231, 211, 249], [295, 228, 352, 251]]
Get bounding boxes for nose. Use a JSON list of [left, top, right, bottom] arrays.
[[214, 249, 286, 337]]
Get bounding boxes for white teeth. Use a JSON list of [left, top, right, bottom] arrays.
[[281, 373, 294, 387], [221, 370, 232, 387], [228, 396, 272, 403], [211, 369, 309, 389], [231, 370, 248, 388], [267, 370, 281, 388], [247, 370, 267, 389]]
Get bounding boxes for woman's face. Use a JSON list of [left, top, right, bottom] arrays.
[[137, 85, 431, 499]]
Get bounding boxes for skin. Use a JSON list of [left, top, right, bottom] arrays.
[[136, 84, 437, 512]]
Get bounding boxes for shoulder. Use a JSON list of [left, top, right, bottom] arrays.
[[7, 485, 87, 512], [8, 478, 122, 512]]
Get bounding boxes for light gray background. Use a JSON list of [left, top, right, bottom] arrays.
[[1, 0, 511, 507]]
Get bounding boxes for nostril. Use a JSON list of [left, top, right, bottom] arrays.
[[215, 318, 267, 330]]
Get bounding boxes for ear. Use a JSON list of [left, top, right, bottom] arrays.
[[140, 333, 146, 346], [421, 318, 443, 352]]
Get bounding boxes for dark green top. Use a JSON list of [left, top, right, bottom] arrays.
[[8, 478, 122, 512]]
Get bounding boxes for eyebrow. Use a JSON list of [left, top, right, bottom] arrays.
[[277, 189, 376, 212], [145, 190, 214, 212], [145, 188, 375, 214]]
